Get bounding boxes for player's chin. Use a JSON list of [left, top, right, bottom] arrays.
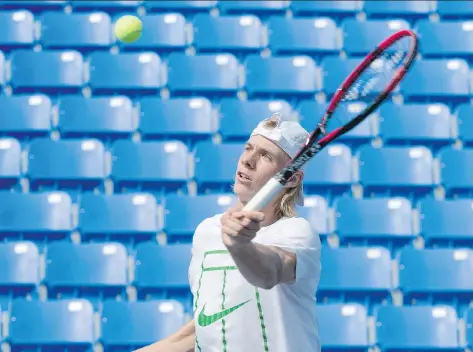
[[233, 183, 253, 199]]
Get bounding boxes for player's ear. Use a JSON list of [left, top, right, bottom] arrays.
[[284, 171, 302, 188]]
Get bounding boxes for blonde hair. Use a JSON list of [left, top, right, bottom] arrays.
[[261, 116, 303, 219]]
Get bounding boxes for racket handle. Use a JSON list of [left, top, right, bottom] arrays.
[[243, 178, 284, 211]]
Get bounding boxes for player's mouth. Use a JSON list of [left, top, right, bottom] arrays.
[[237, 171, 251, 183]]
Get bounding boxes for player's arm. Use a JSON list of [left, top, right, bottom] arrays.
[[133, 320, 195, 352], [221, 210, 297, 289], [226, 241, 295, 289], [222, 210, 320, 290]]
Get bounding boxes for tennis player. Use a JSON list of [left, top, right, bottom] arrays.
[[138, 113, 322, 352]]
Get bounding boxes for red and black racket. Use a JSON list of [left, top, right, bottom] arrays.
[[244, 29, 419, 211]]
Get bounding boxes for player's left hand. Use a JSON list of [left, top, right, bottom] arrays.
[[221, 208, 265, 247]]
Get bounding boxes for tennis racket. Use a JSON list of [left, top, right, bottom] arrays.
[[243, 29, 419, 212]]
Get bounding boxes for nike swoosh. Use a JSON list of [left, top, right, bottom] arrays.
[[197, 300, 251, 327]]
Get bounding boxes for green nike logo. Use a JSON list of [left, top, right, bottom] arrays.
[[197, 300, 251, 327]]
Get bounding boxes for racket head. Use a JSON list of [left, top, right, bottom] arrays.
[[318, 29, 418, 146], [292, 29, 418, 164], [244, 30, 418, 211]]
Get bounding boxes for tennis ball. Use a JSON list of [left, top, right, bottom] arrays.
[[115, 15, 142, 43]]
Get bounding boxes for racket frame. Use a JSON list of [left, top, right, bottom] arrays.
[[244, 29, 419, 212]]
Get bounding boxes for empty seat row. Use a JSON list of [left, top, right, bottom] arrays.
[[6, 299, 186, 351], [0, 193, 472, 250], [0, 138, 470, 199], [3, 11, 473, 62], [0, 241, 193, 311], [0, 50, 469, 101], [3, 96, 472, 149], [1, 1, 471, 21], [6, 241, 473, 316], [2, 94, 470, 149], [3, 299, 473, 351]]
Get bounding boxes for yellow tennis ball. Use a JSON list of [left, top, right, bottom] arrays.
[[115, 15, 142, 43]]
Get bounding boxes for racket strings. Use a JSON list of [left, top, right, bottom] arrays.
[[322, 38, 412, 132], [343, 50, 407, 103]]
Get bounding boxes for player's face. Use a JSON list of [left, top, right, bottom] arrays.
[[234, 135, 290, 203]]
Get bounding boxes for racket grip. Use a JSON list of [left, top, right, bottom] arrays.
[[243, 178, 284, 211]]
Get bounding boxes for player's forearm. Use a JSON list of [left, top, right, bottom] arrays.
[[168, 320, 195, 342], [227, 242, 292, 289], [133, 320, 195, 352]]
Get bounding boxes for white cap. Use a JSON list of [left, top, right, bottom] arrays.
[[250, 113, 308, 206]]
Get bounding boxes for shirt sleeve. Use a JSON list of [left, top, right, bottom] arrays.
[[260, 217, 322, 283]]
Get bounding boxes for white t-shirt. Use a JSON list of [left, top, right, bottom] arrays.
[[188, 213, 322, 352]]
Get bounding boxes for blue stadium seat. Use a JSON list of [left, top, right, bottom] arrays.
[[290, 1, 359, 19], [101, 300, 185, 351], [375, 305, 461, 351], [245, 55, 319, 98], [0, 242, 39, 311], [465, 308, 473, 349], [79, 193, 159, 246], [379, 103, 453, 151], [0, 95, 51, 140], [163, 194, 236, 242], [321, 57, 362, 96], [0, 1, 67, 12], [0, 10, 34, 51], [139, 97, 216, 145], [70, 1, 142, 12], [118, 14, 186, 52], [27, 139, 106, 197], [342, 19, 411, 56], [58, 96, 134, 144], [296, 196, 330, 238], [363, 1, 432, 21], [334, 197, 415, 253], [456, 104, 473, 146], [303, 144, 353, 201], [358, 146, 434, 199], [134, 242, 192, 312], [0, 51, 6, 87], [89, 52, 164, 95], [111, 140, 189, 195], [9, 299, 94, 350], [438, 147, 473, 198], [401, 59, 470, 104], [417, 20, 473, 59], [298, 100, 374, 148], [399, 247, 473, 315], [219, 98, 293, 141], [268, 17, 340, 57], [144, 1, 217, 14], [10, 50, 84, 94], [0, 192, 72, 245], [40, 12, 112, 52], [193, 14, 263, 55], [317, 304, 369, 351], [437, 1, 473, 19], [419, 199, 473, 248], [218, 1, 289, 16], [318, 247, 391, 313], [194, 142, 243, 193], [0, 138, 21, 189], [167, 52, 239, 97], [45, 242, 127, 310]]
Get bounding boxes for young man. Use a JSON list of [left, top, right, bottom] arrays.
[[138, 113, 322, 352]]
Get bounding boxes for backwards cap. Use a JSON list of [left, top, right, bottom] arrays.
[[250, 113, 308, 206]]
